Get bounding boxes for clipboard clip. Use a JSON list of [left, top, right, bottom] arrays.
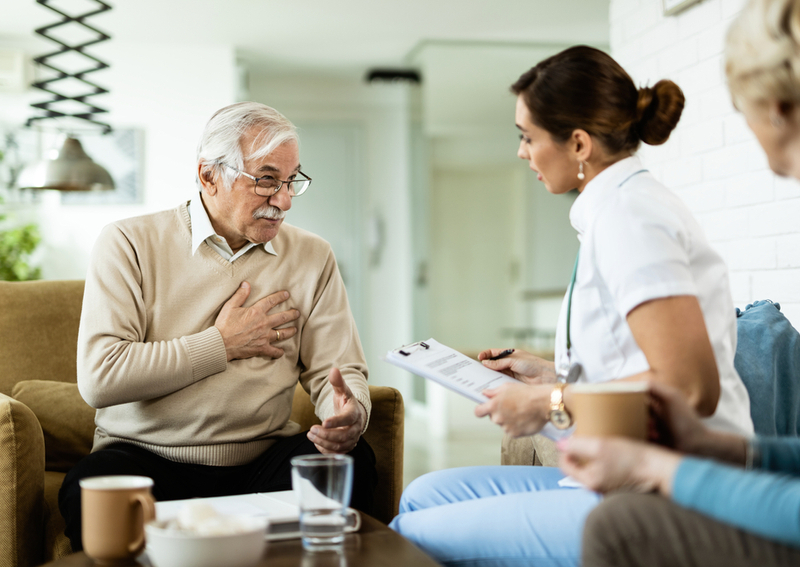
[[397, 341, 430, 356]]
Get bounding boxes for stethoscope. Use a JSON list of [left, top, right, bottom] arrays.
[[557, 251, 582, 384]]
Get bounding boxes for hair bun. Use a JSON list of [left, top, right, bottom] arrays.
[[635, 80, 685, 146]]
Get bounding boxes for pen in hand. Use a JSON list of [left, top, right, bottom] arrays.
[[487, 348, 515, 361]]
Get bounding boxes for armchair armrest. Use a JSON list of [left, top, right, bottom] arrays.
[[501, 433, 558, 467], [0, 393, 46, 567], [361, 386, 404, 523]]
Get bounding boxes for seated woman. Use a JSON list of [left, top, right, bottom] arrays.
[[563, 384, 800, 567], [561, 1, 800, 566], [389, 45, 754, 567]]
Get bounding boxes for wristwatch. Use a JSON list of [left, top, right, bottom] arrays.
[[549, 383, 573, 429]]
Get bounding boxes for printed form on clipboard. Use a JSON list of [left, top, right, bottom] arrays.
[[384, 339, 518, 403]]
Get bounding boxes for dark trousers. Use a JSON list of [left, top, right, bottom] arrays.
[[59, 432, 377, 552], [583, 492, 800, 567]]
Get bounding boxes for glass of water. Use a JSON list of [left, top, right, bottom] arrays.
[[291, 454, 354, 552]]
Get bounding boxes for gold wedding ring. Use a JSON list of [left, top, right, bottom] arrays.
[[276, 329, 281, 341]]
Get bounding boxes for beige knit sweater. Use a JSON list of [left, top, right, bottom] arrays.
[[77, 201, 370, 466]]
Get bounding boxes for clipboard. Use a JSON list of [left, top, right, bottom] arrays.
[[384, 338, 518, 403]]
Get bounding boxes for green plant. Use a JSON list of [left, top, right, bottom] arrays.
[[0, 147, 42, 281], [0, 222, 41, 281]]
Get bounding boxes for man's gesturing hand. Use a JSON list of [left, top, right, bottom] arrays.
[[215, 282, 300, 361], [307, 368, 366, 454]]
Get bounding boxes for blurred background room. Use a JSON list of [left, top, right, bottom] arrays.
[[2, 0, 799, 489]]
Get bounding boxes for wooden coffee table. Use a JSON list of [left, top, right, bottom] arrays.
[[41, 514, 441, 567]]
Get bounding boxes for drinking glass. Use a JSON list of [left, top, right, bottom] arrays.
[[291, 454, 353, 552]]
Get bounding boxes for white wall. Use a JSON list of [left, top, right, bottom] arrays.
[[428, 166, 523, 352], [610, 0, 800, 324], [524, 178, 579, 346], [1, 40, 238, 280]]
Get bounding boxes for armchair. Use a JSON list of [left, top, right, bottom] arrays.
[[0, 280, 403, 567]]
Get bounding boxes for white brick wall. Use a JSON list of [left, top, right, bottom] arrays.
[[610, 0, 800, 326]]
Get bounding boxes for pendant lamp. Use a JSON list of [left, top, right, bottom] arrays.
[[20, 0, 115, 192], [18, 137, 114, 191]]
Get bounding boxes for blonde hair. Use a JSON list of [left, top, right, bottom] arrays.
[[726, 0, 800, 108]]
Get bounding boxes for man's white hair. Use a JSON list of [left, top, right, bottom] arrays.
[[196, 101, 298, 191]]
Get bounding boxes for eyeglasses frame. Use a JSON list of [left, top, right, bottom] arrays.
[[219, 163, 312, 197]]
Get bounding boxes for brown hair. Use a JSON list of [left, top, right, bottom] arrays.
[[511, 45, 685, 154]]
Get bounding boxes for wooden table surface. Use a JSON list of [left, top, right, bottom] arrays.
[[42, 514, 442, 567]]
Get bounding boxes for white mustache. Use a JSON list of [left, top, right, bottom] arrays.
[[253, 205, 285, 220]]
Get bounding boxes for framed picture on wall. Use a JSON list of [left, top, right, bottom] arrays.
[[662, 0, 702, 16]]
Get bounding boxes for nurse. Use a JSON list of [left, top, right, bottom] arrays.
[[560, 0, 800, 565], [390, 45, 754, 567]]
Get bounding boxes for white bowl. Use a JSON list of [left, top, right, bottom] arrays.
[[145, 516, 268, 567]]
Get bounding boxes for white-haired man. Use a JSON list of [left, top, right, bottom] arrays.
[[59, 102, 376, 551]]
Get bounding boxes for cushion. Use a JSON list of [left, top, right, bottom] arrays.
[[734, 300, 800, 436], [501, 433, 535, 466], [0, 280, 84, 397], [501, 433, 559, 467], [11, 381, 95, 472], [0, 393, 46, 567]]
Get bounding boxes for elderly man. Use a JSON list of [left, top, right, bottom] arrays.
[[59, 102, 376, 551]]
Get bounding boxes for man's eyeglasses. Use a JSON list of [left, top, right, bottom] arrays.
[[221, 163, 312, 197]]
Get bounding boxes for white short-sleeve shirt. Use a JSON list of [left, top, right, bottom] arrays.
[[554, 156, 753, 436]]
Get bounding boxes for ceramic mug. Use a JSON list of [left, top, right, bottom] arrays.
[[80, 475, 156, 565]]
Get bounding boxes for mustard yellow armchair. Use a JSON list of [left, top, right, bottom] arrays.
[[0, 280, 403, 567]]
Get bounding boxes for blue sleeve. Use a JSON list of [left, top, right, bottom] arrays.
[[758, 436, 800, 473], [673, 457, 800, 547]]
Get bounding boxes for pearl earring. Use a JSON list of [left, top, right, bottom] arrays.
[[577, 162, 585, 181]]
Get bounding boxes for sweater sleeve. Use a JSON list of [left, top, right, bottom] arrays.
[[758, 436, 800, 473], [78, 223, 227, 409], [672, 456, 800, 547], [297, 246, 370, 432]]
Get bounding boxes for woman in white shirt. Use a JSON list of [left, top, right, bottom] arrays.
[[389, 45, 754, 567]]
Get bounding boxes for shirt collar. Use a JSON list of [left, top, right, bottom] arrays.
[[569, 155, 646, 236], [189, 193, 277, 256]]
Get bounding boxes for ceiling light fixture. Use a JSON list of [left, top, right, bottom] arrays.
[[365, 68, 422, 85], [18, 0, 115, 192]]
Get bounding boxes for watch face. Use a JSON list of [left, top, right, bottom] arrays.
[[550, 409, 572, 430]]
